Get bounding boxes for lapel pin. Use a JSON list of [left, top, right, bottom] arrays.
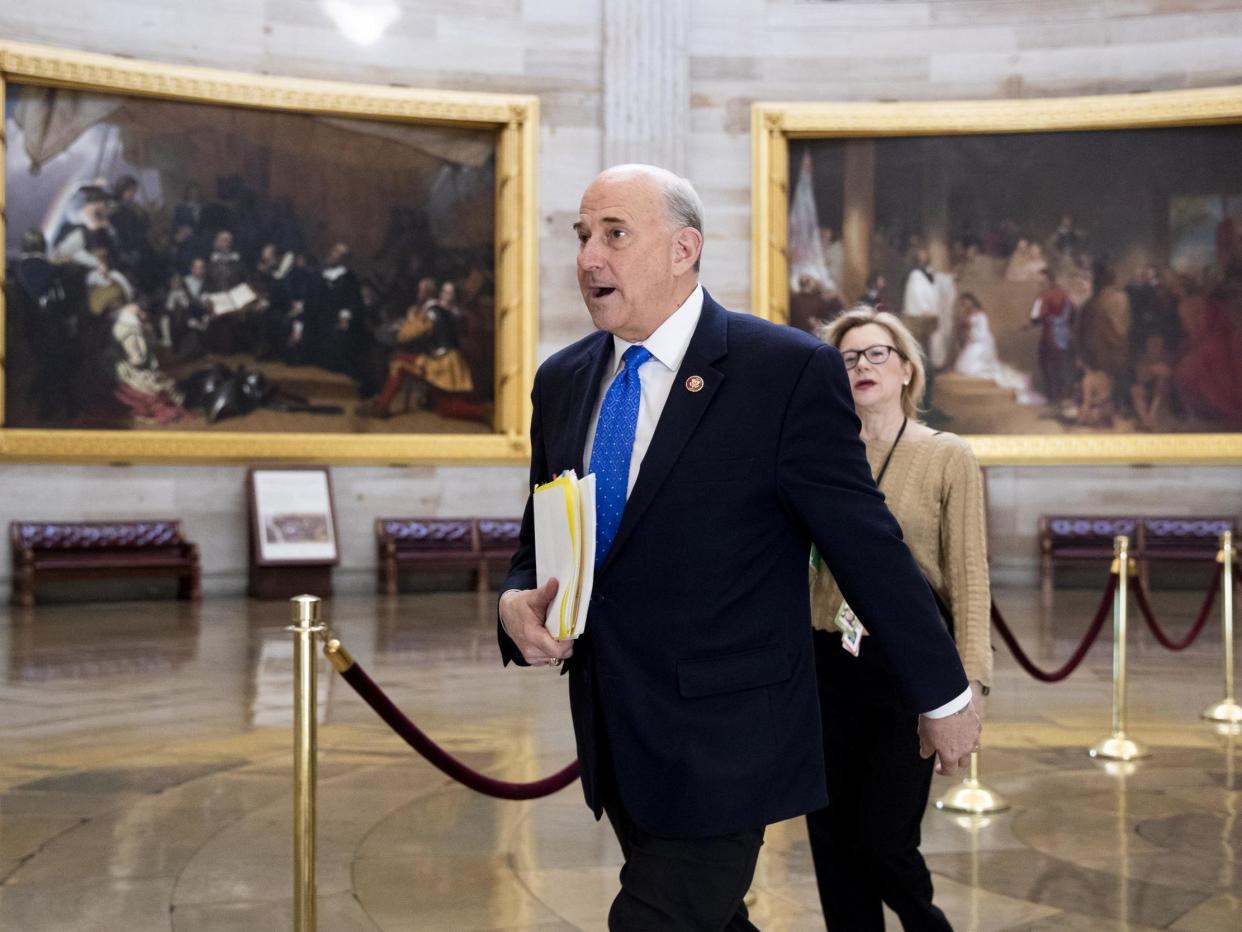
[[685, 375, 704, 393]]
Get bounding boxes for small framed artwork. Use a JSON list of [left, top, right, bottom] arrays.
[[248, 467, 339, 566]]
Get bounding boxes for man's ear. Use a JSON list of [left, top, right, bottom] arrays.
[[671, 227, 704, 274]]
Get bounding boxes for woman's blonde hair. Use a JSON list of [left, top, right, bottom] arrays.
[[816, 306, 927, 419]]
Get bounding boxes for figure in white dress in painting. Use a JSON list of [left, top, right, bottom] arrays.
[[953, 293, 1044, 405]]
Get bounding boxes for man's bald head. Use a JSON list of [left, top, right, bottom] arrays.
[[574, 164, 705, 341], [593, 165, 704, 272]]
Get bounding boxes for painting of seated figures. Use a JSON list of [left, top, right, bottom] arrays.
[[1, 43, 538, 464]]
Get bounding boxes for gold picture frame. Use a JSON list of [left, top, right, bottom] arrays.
[[752, 88, 1242, 465], [1, 41, 538, 464]]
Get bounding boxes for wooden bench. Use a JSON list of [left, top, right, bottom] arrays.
[[1138, 516, 1238, 589], [10, 520, 202, 607], [375, 517, 520, 596], [1038, 513, 1237, 603]]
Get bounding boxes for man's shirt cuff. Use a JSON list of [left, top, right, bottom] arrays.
[[922, 685, 972, 719]]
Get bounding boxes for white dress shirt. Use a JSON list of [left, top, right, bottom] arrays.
[[583, 285, 703, 488]]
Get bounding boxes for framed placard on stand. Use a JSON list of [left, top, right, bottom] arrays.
[[247, 467, 340, 599]]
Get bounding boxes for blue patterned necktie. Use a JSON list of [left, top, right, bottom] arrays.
[[590, 344, 653, 566]]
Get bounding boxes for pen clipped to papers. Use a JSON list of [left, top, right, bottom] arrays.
[[533, 469, 596, 640]]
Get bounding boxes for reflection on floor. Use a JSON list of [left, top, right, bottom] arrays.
[[1, 585, 1239, 931]]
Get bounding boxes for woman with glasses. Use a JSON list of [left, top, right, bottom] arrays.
[[805, 306, 992, 931]]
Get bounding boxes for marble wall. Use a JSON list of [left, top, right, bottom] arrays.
[[2, 0, 1241, 593]]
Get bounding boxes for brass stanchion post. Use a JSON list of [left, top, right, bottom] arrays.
[[1203, 530, 1242, 724], [1090, 536, 1149, 761], [290, 594, 325, 932], [935, 751, 1010, 814]]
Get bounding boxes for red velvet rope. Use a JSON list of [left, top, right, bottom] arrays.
[[1130, 562, 1222, 652], [338, 660, 580, 800], [990, 573, 1118, 682]]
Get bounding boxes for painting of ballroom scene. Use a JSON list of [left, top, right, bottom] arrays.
[[4, 83, 498, 434], [788, 127, 1242, 435]]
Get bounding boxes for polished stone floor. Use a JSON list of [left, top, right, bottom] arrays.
[[1, 581, 1239, 931]]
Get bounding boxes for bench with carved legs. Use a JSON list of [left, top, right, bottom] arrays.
[[376, 517, 520, 596], [10, 520, 201, 607]]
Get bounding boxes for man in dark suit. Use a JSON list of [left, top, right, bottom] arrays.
[[498, 165, 979, 930]]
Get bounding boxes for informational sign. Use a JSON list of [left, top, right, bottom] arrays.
[[249, 469, 339, 564]]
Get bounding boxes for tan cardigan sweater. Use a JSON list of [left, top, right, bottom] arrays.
[[810, 429, 993, 688]]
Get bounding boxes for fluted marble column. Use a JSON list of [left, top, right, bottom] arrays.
[[602, 0, 688, 174], [842, 140, 876, 303]]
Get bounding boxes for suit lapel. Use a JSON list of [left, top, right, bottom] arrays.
[[564, 331, 614, 477], [601, 292, 729, 571]]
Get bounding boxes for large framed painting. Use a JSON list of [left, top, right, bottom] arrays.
[[752, 88, 1242, 464], [1, 41, 538, 463]]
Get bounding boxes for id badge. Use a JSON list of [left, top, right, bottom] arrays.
[[834, 601, 866, 657]]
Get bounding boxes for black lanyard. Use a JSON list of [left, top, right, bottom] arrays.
[[873, 416, 908, 489]]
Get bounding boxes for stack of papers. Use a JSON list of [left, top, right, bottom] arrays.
[[533, 469, 596, 640]]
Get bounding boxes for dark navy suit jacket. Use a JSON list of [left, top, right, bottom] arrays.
[[500, 290, 967, 837]]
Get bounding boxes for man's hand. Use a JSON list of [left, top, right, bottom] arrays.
[[917, 702, 981, 777], [499, 578, 574, 667]]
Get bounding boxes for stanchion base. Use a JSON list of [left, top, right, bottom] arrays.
[[1202, 699, 1242, 723], [1088, 734, 1150, 761], [934, 779, 1010, 814]]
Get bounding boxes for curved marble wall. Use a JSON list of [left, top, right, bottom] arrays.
[[1, 0, 1240, 591]]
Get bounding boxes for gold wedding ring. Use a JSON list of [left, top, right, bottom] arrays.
[[548, 657, 562, 668]]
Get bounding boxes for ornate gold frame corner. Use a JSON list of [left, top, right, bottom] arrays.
[[0, 41, 539, 464], [751, 89, 1242, 465]]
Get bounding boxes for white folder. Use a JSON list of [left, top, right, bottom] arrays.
[[533, 470, 596, 639]]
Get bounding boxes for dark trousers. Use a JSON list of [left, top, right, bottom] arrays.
[[805, 629, 953, 931], [597, 719, 763, 930]]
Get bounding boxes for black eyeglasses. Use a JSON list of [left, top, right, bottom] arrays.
[[841, 344, 901, 370]]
